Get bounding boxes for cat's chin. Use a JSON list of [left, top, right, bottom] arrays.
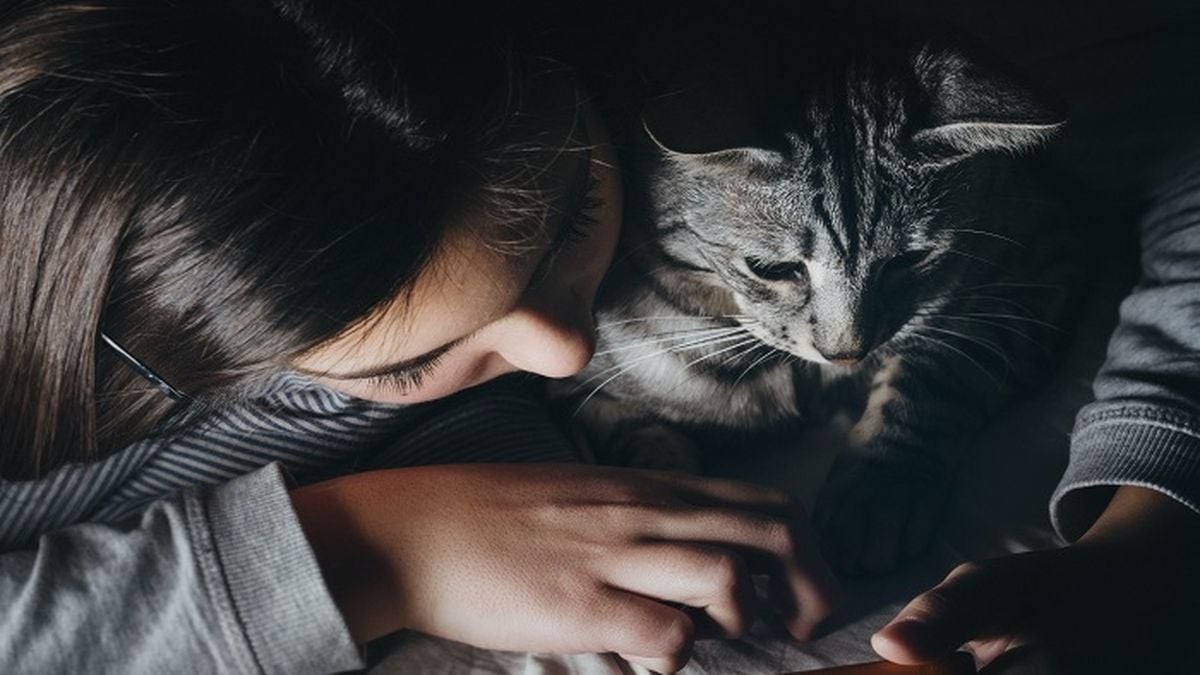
[[792, 351, 833, 366]]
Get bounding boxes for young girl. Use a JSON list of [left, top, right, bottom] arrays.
[[0, 2, 838, 672]]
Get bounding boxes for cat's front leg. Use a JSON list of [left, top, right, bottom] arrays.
[[814, 356, 967, 577]]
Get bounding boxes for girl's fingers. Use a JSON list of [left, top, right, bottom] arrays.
[[871, 558, 1037, 664], [603, 542, 756, 639], [968, 633, 1029, 669], [641, 469, 804, 518], [591, 589, 696, 673], [773, 554, 841, 641], [647, 507, 841, 639]]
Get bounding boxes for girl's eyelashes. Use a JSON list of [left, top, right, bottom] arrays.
[[559, 171, 602, 246], [529, 170, 604, 286], [367, 353, 445, 395]]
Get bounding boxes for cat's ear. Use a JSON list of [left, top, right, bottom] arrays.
[[639, 63, 787, 171], [642, 117, 784, 170], [912, 44, 1065, 159]]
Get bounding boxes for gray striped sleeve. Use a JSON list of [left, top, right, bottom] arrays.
[[364, 375, 580, 469]]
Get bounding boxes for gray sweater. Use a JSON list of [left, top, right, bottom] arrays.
[[1050, 151, 1200, 540]]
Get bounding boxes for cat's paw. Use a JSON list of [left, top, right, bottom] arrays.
[[814, 452, 949, 577], [611, 423, 704, 473]]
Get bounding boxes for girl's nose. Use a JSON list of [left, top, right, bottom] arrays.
[[493, 289, 596, 378]]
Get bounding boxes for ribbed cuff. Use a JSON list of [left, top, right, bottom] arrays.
[[1051, 404, 1200, 541], [202, 463, 364, 674]]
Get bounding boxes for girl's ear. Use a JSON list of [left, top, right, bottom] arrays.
[[911, 44, 1066, 159]]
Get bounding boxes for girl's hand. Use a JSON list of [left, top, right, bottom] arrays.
[[292, 463, 839, 673], [871, 486, 1200, 674]]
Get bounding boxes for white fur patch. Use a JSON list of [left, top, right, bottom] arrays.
[[848, 356, 903, 447], [805, 260, 829, 288]]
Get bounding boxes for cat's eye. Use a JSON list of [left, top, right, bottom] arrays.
[[887, 249, 934, 271], [745, 257, 807, 282]]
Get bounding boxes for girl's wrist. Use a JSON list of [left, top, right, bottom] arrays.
[[1076, 485, 1200, 606], [1078, 485, 1200, 548], [290, 472, 405, 644]]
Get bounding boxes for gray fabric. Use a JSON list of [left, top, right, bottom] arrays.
[[0, 374, 578, 674], [0, 373, 413, 551], [1052, 150, 1200, 540], [0, 463, 363, 674]]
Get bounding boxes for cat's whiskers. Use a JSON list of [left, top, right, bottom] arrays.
[[592, 329, 754, 372], [943, 248, 1014, 273], [679, 338, 763, 373], [572, 329, 758, 416], [961, 281, 1065, 292], [647, 337, 768, 405], [722, 340, 764, 366], [572, 327, 756, 398], [926, 314, 1055, 357], [920, 299, 1061, 328], [719, 340, 768, 367], [955, 312, 1062, 330], [903, 328, 1002, 386], [592, 326, 748, 357], [573, 317, 763, 414], [596, 314, 750, 329], [943, 228, 1026, 248], [732, 345, 783, 387], [914, 310, 1044, 345], [919, 291, 1042, 318], [909, 324, 1011, 371]]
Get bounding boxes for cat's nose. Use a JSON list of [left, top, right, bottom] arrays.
[[817, 349, 868, 366]]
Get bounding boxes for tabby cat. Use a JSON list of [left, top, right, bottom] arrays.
[[552, 16, 1081, 576]]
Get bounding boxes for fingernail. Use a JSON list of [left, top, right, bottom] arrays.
[[878, 617, 936, 655]]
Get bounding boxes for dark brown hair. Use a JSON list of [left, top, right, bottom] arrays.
[[0, 0, 565, 479]]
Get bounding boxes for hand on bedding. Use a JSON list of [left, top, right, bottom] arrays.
[[871, 486, 1200, 674], [291, 463, 839, 674]]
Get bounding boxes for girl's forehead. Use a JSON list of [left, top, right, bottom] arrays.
[[296, 102, 593, 375], [293, 205, 523, 377]]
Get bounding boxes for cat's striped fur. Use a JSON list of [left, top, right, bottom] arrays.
[[553, 19, 1081, 575]]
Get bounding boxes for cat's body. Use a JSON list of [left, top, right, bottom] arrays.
[[553, 16, 1081, 575]]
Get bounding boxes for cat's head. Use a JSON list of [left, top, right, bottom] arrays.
[[632, 29, 1064, 366]]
